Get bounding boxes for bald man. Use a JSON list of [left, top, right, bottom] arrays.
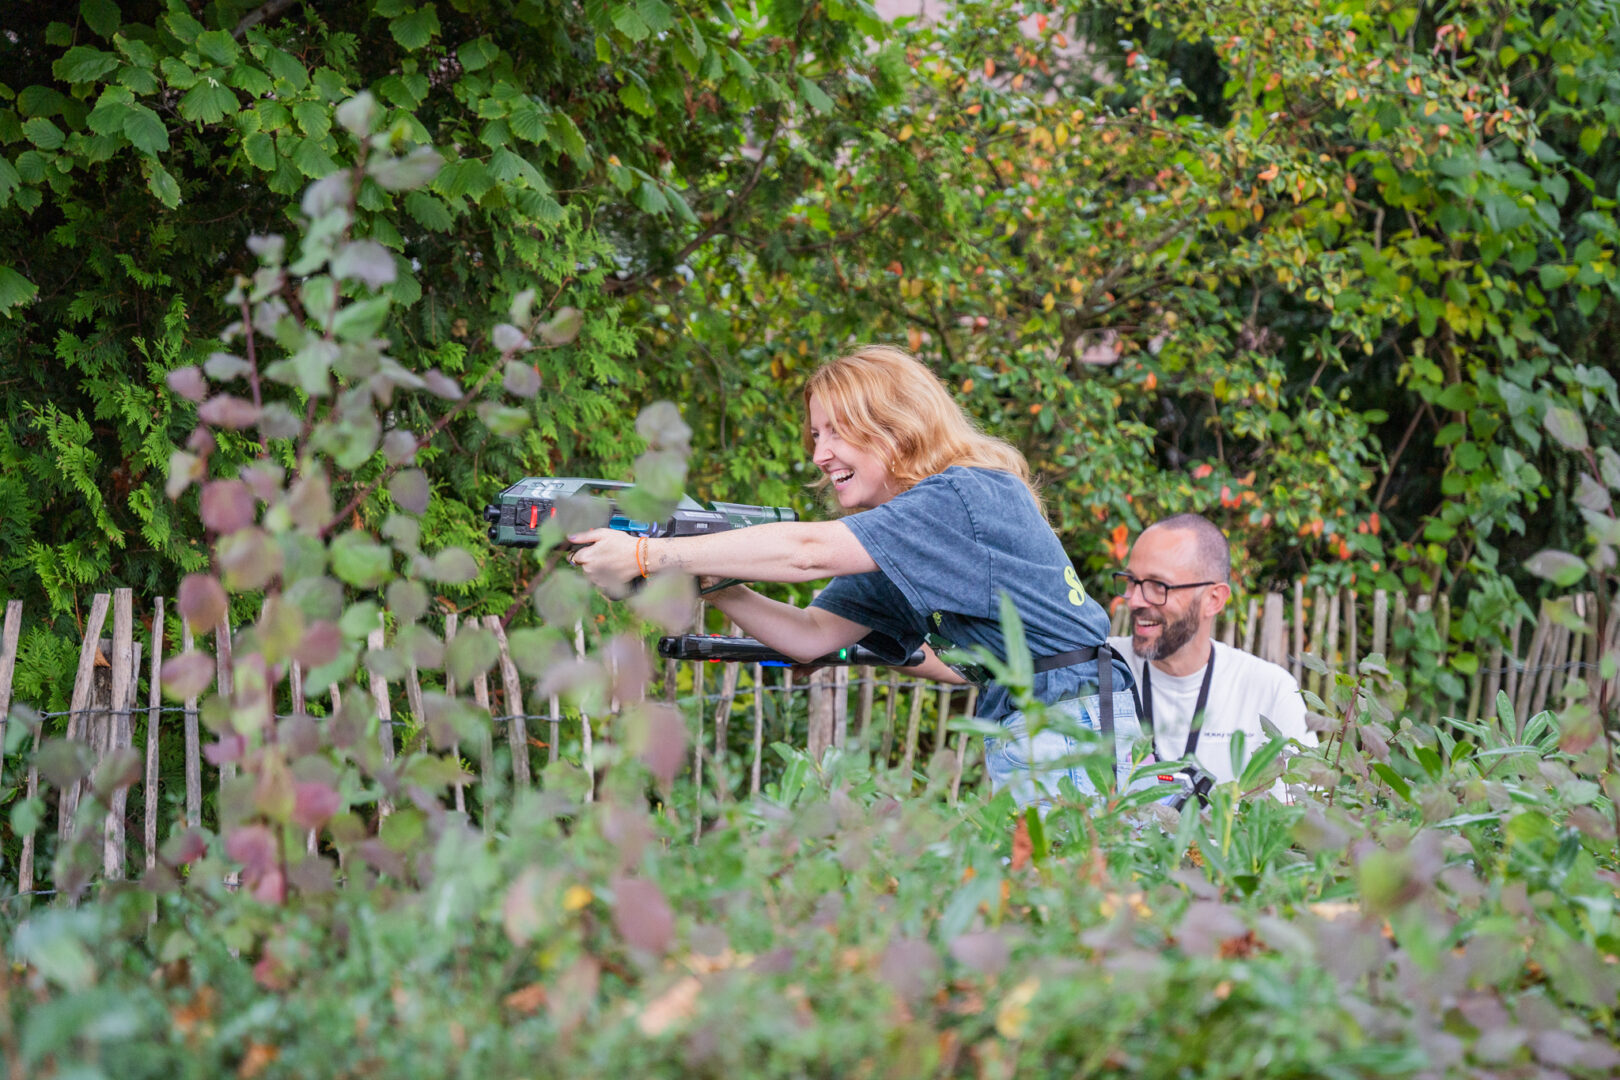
[[1107, 514, 1315, 801]]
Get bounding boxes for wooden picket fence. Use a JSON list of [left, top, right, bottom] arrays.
[[0, 583, 1615, 902]]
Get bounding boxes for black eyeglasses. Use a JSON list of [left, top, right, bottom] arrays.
[[1112, 571, 1221, 606]]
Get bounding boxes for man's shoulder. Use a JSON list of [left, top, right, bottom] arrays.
[[1212, 641, 1298, 690]]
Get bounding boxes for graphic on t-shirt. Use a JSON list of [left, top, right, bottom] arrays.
[[1064, 565, 1087, 607]]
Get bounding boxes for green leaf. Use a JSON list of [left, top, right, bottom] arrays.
[[1544, 405, 1589, 451], [404, 189, 454, 231], [390, 5, 442, 50], [13, 913, 97, 991], [291, 136, 338, 178], [618, 81, 653, 117], [1524, 549, 1587, 587], [432, 158, 491, 201], [82, 0, 121, 38], [796, 74, 834, 114], [446, 627, 498, 683], [331, 295, 391, 341], [196, 29, 241, 66], [330, 531, 395, 589], [612, 4, 651, 40], [146, 161, 181, 208], [457, 36, 498, 71], [1371, 762, 1412, 802], [0, 266, 40, 317], [122, 104, 169, 154], [242, 130, 276, 171], [179, 81, 239, 125], [0, 158, 19, 208], [22, 118, 64, 151], [54, 45, 120, 84]]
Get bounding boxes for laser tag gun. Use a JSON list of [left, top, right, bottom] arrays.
[[1156, 763, 1217, 811], [483, 477, 797, 551], [658, 634, 927, 669]]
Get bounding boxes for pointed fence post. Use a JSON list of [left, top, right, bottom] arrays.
[[878, 670, 900, 767], [180, 615, 202, 831], [573, 621, 592, 804], [1503, 614, 1523, 715], [104, 589, 135, 881], [366, 625, 396, 818], [1371, 589, 1389, 661], [1241, 597, 1260, 656], [0, 600, 23, 791], [470, 643, 494, 833], [901, 677, 925, 781], [1260, 593, 1285, 668], [486, 616, 531, 789], [443, 613, 466, 815], [60, 593, 112, 849], [855, 665, 876, 754]]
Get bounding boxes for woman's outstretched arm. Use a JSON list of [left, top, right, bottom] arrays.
[[571, 519, 877, 587]]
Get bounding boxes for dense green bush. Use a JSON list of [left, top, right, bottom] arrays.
[[2, 5, 1618, 1072]]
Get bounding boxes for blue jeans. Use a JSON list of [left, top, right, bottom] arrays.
[[983, 690, 1157, 810]]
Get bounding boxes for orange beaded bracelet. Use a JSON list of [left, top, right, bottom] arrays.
[[635, 536, 649, 578]]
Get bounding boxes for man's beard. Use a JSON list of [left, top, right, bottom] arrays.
[[1131, 604, 1201, 661]]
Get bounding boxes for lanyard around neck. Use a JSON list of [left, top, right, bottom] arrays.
[[1140, 645, 1216, 759]]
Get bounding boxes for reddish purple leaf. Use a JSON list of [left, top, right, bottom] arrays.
[[949, 931, 1010, 976], [293, 620, 342, 668], [161, 828, 209, 866], [166, 366, 208, 402], [880, 939, 940, 1004], [626, 704, 686, 786], [204, 733, 247, 766], [177, 574, 227, 631], [198, 394, 263, 430], [160, 650, 216, 700], [226, 824, 278, 877], [388, 469, 430, 514], [35, 739, 94, 788], [382, 429, 417, 465], [186, 427, 217, 454], [612, 875, 674, 955], [604, 634, 652, 703], [200, 479, 257, 534], [422, 368, 462, 400], [249, 865, 286, 905], [240, 462, 285, 503], [291, 781, 342, 830]]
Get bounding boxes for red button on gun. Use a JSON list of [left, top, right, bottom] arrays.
[[529, 505, 539, 528]]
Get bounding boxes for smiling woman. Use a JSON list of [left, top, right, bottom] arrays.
[[571, 345, 1146, 809]]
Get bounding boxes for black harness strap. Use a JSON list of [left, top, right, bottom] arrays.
[[1032, 643, 1122, 791], [1140, 645, 1217, 760]]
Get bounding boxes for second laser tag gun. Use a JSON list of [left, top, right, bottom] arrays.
[[659, 634, 926, 669], [483, 477, 796, 550]]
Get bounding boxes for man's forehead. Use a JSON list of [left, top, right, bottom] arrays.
[[1128, 526, 1199, 573]]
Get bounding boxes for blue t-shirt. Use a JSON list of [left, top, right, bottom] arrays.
[[810, 466, 1128, 724]]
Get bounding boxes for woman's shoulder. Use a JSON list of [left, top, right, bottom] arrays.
[[928, 464, 1027, 490]]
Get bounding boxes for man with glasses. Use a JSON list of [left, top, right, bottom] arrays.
[[1107, 514, 1315, 802]]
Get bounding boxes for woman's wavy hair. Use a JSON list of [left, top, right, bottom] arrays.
[[801, 344, 1043, 516]]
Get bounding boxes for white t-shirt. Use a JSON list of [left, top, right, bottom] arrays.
[[1107, 637, 1317, 793]]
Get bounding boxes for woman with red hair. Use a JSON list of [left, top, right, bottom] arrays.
[[573, 344, 1141, 808]]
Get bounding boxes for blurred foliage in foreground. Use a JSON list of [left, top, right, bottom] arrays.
[[5, 676, 1619, 1078]]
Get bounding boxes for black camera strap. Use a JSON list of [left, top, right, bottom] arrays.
[[1140, 644, 1216, 760]]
